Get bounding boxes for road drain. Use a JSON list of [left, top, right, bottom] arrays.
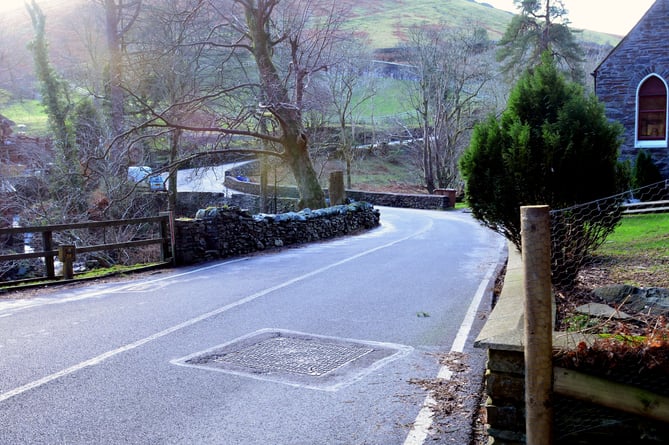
[[172, 329, 412, 391]]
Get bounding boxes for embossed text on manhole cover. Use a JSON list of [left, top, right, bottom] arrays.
[[172, 329, 413, 391]]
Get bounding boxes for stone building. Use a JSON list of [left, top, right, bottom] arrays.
[[593, 0, 669, 177]]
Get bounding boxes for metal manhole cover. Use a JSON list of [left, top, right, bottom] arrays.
[[213, 336, 374, 376], [172, 329, 413, 391]]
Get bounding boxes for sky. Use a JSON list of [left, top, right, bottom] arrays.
[[481, 0, 656, 35], [0, 0, 659, 36]]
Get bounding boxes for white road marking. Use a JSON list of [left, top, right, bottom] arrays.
[[403, 240, 505, 445], [0, 220, 432, 403], [0, 214, 398, 316], [171, 328, 414, 392], [0, 258, 247, 316]]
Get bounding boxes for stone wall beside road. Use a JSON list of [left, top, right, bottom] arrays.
[[223, 175, 452, 210], [173, 202, 381, 265]]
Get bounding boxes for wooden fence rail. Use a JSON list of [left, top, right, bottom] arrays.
[[621, 199, 669, 214], [0, 214, 172, 281]]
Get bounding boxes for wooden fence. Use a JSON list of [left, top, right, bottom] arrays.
[[520, 206, 669, 444], [0, 214, 172, 281], [621, 199, 669, 214]]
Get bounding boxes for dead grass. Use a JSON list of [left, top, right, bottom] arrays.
[[556, 253, 669, 335], [408, 351, 489, 444], [553, 240, 669, 388]]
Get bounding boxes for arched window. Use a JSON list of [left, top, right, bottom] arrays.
[[637, 75, 668, 146]]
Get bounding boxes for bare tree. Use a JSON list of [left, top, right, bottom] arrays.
[[123, 0, 221, 212], [405, 24, 499, 193], [322, 43, 376, 188], [120, 0, 350, 209], [101, 0, 143, 137]]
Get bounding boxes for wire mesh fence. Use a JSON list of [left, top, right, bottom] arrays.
[[553, 394, 669, 445], [550, 196, 623, 290], [550, 179, 669, 291], [549, 179, 669, 444]]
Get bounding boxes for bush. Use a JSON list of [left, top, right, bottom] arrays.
[[632, 150, 665, 200], [633, 150, 663, 188], [459, 54, 628, 283]]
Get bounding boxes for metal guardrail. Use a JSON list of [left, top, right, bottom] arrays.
[[0, 214, 172, 281]]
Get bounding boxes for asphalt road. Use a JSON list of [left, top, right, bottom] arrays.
[[174, 162, 249, 194], [0, 207, 505, 444]]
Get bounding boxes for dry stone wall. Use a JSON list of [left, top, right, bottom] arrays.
[[173, 202, 380, 265], [223, 176, 452, 210]]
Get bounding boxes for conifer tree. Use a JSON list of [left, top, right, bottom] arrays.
[[497, 0, 584, 82], [460, 53, 626, 252]]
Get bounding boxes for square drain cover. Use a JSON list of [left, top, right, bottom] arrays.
[[172, 329, 412, 391]]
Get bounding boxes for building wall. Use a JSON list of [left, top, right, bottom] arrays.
[[594, 0, 669, 177]]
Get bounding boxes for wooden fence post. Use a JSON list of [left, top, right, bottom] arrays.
[[43, 230, 54, 279], [329, 171, 346, 206], [521, 205, 553, 445], [159, 211, 174, 264], [58, 245, 76, 280]]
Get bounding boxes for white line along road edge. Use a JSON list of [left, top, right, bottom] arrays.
[[0, 219, 433, 404], [403, 242, 505, 445]]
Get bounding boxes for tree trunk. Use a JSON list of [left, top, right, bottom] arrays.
[[105, 0, 124, 137], [244, 0, 325, 210], [168, 129, 180, 213], [422, 107, 435, 193], [435, 148, 444, 188], [260, 155, 269, 213], [283, 130, 325, 209]]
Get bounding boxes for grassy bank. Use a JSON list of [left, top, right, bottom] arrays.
[[590, 213, 669, 288], [0, 100, 49, 137]]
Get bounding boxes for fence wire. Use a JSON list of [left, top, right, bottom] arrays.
[[550, 179, 669, 444], [550, 196, 623, 289], [550, 179, 669, 291]]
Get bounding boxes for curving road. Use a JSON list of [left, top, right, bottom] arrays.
[[0, 207, 505, 444], [174, 162, 251, 194]]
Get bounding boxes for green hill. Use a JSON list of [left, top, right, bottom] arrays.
[[341, 0, 620, 47], [0, 0, 620, 105], [345, 0, 512, 47], [0, 0, 620, 57]]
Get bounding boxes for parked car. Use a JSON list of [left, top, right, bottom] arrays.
[[127, 166, 166, 191]]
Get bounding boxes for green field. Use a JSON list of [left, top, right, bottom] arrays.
[[598, 213, 669, 257], [0, 100, 49, 137], [352, 78, 415, 124], [0, 78, 416, 140], [593, 213, 669, 288]]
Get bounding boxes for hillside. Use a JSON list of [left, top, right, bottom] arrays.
[[328, 0, 621, 48], [345, 0, 514, 47], [0, 0, 620, 93]]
